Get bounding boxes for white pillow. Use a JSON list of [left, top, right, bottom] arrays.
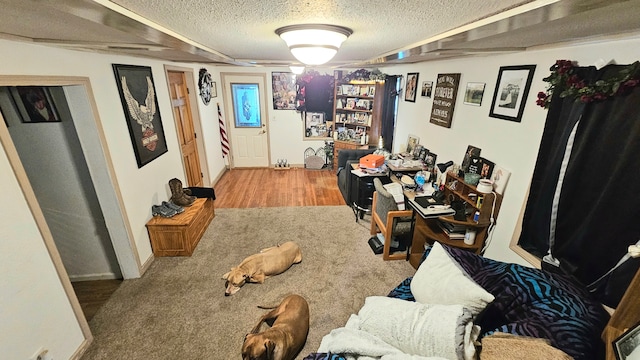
[[410, 242, 494, 315], [354, 296, 479, 359]]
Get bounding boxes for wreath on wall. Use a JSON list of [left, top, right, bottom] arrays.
[[536, 59, 640, 109]]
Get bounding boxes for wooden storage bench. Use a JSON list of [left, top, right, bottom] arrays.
[[145, 197, 214, 256]]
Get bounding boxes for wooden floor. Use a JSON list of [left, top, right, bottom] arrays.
[[72, 279, 123, 322], [213, 167, 345, 208], [74, 167, 345, 321]]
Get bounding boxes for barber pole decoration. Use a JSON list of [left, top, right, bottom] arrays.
[[217, 103, 230, 157]]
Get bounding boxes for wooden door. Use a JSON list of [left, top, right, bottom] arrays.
[[220, 73, 270, 168], [168, 71, 202, 186]]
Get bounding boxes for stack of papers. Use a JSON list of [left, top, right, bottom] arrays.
[[383, 182, 405, 210]]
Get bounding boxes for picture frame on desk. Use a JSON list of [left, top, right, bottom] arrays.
[[406, 134, 420, 155], [614, 320, 640, 359]]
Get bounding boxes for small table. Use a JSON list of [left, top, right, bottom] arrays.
[[350, 164, 390, 221]]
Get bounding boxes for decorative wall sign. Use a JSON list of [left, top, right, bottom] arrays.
[[112, 64, 168, 168], [198, 68, 214, 105], [405, 72, 419, 102], [430, 73, 461, 128], [463, 82, 486, 106], [489, 65, 536, 122], [272, 72, 297, 110]]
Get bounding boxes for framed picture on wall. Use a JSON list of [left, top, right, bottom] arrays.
[[112, 64, 168, 168], [13, 86, 60, 123], [271, 72, 297, 110], [405, 72, 419, 102], [489, 65, 536, 122], [421, 81, 433, 97], [463, 82, 486, 106]]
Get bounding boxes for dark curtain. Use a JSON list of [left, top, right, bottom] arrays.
[[519, 63, 640, 307], [381, 75, 400, 152], [303, 75, 334, 121]]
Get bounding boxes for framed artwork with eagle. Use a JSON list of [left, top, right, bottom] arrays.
[[112, 64, 168, 168]]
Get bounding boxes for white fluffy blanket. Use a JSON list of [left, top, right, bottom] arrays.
[[317, 296, 479, 360]]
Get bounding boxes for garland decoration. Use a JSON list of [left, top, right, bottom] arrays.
[[342, 68, 387, 82], [536, 60, 640, 108]]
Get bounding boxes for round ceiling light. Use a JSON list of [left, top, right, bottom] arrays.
[[275, 24, 353, 66]]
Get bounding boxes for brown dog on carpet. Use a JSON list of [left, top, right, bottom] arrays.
[[222, 241, 302, 296], [242, 294, 310, 360]]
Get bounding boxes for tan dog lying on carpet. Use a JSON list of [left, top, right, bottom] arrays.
[[242, 294, 310, 360], [222, 241, 302, 296]]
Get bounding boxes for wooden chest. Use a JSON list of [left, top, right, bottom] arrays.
[[145, 197, 214, 256]]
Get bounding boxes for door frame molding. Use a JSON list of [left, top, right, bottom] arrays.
[[220, 72, 271, 168], [163, 65, 211, 186], [0, 75, 145, 354]]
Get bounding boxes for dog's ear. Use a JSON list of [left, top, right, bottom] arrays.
[[264, 339, 276, 360], [222, 271, 231, 280]]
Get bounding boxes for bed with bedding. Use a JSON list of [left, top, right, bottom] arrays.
[[303, 242, 615, 360]]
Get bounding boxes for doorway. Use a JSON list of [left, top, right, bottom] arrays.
[[0, 76, 143, 340], [220, 72, 270, 168], [164, 66, 209, 186]]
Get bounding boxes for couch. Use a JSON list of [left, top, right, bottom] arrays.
[[336, 148, 375, 206]]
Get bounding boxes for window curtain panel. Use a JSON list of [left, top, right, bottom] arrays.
[[519, 63, 640, 307], [381, 75, 400, 152]]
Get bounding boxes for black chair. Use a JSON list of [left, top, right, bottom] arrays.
[[336, 148, 375, 206]]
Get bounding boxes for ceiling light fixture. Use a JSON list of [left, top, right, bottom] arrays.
[[276, 24, 353, 66], [289, 65, 305, 74]]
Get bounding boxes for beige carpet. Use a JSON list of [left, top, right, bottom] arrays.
[[81, 206, 416, 359]]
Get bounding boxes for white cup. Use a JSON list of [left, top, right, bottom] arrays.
[[464, 228, 476, 245]]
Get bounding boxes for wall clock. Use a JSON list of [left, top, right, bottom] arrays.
[[198, 68, 214, 105]]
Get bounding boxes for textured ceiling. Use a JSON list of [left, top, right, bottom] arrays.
[[0, 0, 639, 68]]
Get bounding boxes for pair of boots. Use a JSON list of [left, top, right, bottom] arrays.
[[169, 178, 196, 207]]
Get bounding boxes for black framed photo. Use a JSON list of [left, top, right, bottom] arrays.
[[614, 321, 640, 359], [421, 81, 433, 98], [405, 72, 419, 102], [13, 86, 60, 123], [489, 65, 536, 122], [112, 64, 168, 168]]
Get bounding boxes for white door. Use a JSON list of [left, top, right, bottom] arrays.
[[221, 73, 270, 168]]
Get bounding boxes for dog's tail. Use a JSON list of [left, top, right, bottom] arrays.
[[256, 304, 278, 309]]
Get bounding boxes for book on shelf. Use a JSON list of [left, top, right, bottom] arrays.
[[437, 221, 465, 239]]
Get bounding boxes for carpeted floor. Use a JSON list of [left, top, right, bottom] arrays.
[[80, 206, 416, 359]]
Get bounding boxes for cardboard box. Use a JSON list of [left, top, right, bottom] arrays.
[[359, 154, 385, 169]]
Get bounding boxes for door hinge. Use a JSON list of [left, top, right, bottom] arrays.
[[201, 172, 203, 178], [187, 87, 190, 94], [194, 132, 197, 138]]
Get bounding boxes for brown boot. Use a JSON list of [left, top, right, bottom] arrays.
[[169, 178, 195, 206]]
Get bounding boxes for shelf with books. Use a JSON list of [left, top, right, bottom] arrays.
[[332, 70, 385, 147]]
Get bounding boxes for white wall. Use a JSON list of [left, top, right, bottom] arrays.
[[214, 66, 334, 166], [1, 33, 639, 359], [382, 34, 640, 265]]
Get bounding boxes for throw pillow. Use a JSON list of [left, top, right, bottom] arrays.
[[411, 242, 495, 315]]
